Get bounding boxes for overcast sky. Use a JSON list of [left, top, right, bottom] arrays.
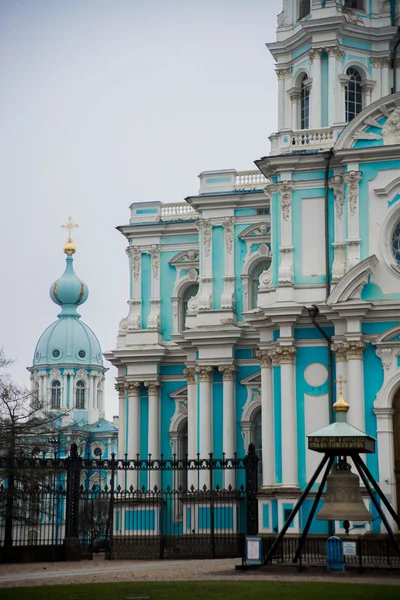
[[0, 0, 282, 419]]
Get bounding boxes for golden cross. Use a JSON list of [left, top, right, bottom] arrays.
[[335, 375, 346, 395], [61, 216, 79, 242]]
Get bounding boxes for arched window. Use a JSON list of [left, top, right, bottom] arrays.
[[51, 380, 61, 409], [345, 67, 363, 122], [251, 408, 262, 486], [76, 380, 85, 409], [181, 284, 199, 331], [298, 0, 310, 20], [177, 420, 188, 491], [300, 74, 310, 130], [250, 260, 271, 309]]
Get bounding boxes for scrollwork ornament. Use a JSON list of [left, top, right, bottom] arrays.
[[344, 341, 366, 361], [277, 181, 293, 221], [183, 367, 196, 385], [375, 347, 393, 370], [275, 345, 297, 365], [149, 244, 161, 278], [198, 219, 212, 257], [195, 365, 214, 382], [218, 365, 237, 381], [223, 217, 235, 254], [342, 171, 362, 216], [126, 246, 141, 280], [329, 175, 344, 219], [255, 350, 272, 368]]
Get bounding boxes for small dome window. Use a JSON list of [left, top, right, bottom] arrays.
[[35, 352, 40, 361], [52, 349, 60, 358], [78, 350, 86, 359], [76, 380, 85, 409], [51, 380, 61, 409], [392, 223, 400, 264]]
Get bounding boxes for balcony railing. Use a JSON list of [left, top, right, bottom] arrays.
[[270, 127, 336, 154], [160, 203, 198, 220], [235, 170, 268, 188]]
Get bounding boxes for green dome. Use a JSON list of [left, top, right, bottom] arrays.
[[50, 254, 88, 315], [33, 317, 103, 367]]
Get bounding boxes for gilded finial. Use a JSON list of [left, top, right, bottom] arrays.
[[333, 375, 349, 412], [61, 217, 79, 255]]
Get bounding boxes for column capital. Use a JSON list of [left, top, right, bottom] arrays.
[[218, 365, 237, 381], [255, 350, 272, 368], [331, 342, 347, 363], [275, 67, 291, 80], [183, 367, 197, 385], [144, 380, 160, 395], [344, 341, 366, 361], [115, 382, 128, 400], [128, 381, 141, 396], [327, 46, 344, 60], [309, 48, 323, 62], [275, 345, 296, 365], [195, 365, 214, 382]]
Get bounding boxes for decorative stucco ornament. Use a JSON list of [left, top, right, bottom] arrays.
[[382, 107, 400, 146]]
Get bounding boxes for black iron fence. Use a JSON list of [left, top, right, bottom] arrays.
[[0, 443, 259, 562], [262, 536, 400, 568]]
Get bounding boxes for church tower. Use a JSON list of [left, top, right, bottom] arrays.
[[269, 0, 398, 154], [28, 219, 107, 427]]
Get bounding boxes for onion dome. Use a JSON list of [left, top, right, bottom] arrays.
[[50, 254, 88, 316]]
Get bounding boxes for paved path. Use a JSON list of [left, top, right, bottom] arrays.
[[1, 557, 400, 588]]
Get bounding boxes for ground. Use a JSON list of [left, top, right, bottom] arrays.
[[0, 556, 400, 598]]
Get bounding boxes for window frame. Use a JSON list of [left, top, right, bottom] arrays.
[[76, 380, 86, 410], [249, 258, 272, 310], [300, 74, 310, 130], [345, 67, 363, 123], [298, 0, 311, 20], [343, 0, 365, 11], [51, 380, 61, 410]]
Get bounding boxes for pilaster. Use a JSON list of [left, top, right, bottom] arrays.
[[148, 245, 161, 330], [343, 171, 362, 270], [221, 217, 236, 312], [255, 350, 275, 488], [219, 365, 237, 488], [309, 48, 322, 129], [125, 246, 142, 330], [116, 382, 128, 458], [197, 219, 213, 311], [344, 340, 366, 431], [275, 344, 298, 488], [145, 379, 161, 488]]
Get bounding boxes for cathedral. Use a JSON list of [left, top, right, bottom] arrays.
[[104, 0, 400, 536], [27, 1, 400, 538], [28, 220, 118, 462]]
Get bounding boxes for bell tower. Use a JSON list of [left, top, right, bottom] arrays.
[[269, 0, 397, 154]]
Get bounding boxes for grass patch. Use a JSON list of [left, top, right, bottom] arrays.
[[0, 581, 399, 600]]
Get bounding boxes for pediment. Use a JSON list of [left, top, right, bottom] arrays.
[[335, 93, 400, 151], [239, 223, 271, 241], [169, 384, 188, 399], [375, 324, 400, 345], [327, 255, 378, 305], [169, 250, 199, 267], [240, 371, 261, 387]]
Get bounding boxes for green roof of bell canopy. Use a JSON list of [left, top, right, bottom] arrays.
[[33, 252, 103, 368]]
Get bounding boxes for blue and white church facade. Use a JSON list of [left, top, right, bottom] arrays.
[[28, 231, 117, 461], [107, 1, 400, 536]]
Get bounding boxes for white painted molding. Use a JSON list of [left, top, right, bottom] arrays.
[[327, 255, 378, 305]]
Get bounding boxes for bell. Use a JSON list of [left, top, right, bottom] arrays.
[[316, 460, 372, 522]]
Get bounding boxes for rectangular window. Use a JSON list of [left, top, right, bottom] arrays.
[[256, 209, 270, 215], [298, 0, 310, 20], [344, 0, 365, 9]]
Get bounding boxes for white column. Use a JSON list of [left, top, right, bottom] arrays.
[[116, 383, 127, 458], [184, 367, 198, 490], [374, 407, 397, 532], [145, 380, 161, 489], [344, 341, 366, 431], [332, 343, 347, 403], [277, 75, 285, 130], [44, 372, 49, 410], [329, 175, 346, 282], [63, 372, 68, 409], [221, 218, 235, 312], [310, 49, 322, 129], [218, 365, 237, 489], [381, 59, 390, 97], [343, 171, 362, 270], [196, 366, 213, 488], [197, 220, 213, 311], [338, 76, 348, 124], [148, 244, 161, 329], [38, 374, 44, 408], [290, 93, 300, 131], [127, 382, 141, 489], [100, 376, 106, 416], [277, 346, 298, 488], [69, 373, 74, 410], [327, 48, 338, 127], [256, 351, 275, 488]]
